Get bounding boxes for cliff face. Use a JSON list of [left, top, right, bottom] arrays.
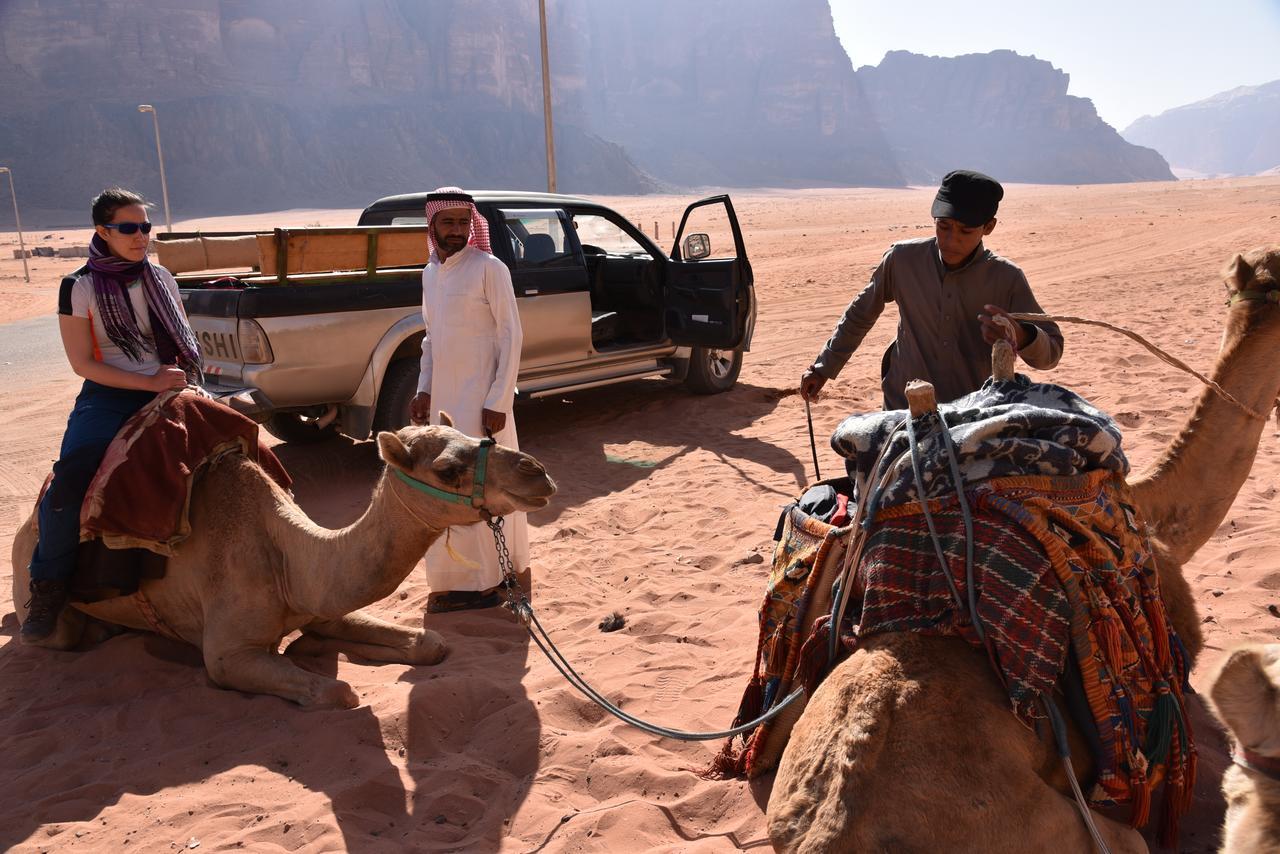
[[854, 50, 1174, 185], [552, 0, 903, 188], [0, 0, 657, 217], [1122, 81, 1280, 177], [0, 1, 1174, 221]]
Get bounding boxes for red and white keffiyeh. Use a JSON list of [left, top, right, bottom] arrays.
[[424, 187, 491, 257]]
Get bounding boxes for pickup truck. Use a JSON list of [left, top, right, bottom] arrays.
[[166, 191, 755, 443]]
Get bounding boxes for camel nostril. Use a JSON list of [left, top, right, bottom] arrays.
[[517, 459, 545, 475]]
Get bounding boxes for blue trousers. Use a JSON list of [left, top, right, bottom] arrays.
[[29, 381, 156, 582]]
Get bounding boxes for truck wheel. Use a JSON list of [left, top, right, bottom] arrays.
[[373, 358, 421, 433], [684, 346, 742, 394], [263, 412, 338, 444]]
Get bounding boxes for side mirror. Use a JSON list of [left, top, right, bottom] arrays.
[[683, 233, 711, 261]]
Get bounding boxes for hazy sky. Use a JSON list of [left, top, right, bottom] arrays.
[[829, 0, 1280, 130]]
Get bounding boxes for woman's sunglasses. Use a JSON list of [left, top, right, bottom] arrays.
[[102, 221, 153, 235]]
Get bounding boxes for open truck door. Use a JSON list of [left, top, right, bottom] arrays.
[[664, 195, 754, 351]]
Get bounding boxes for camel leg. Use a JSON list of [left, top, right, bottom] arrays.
[[769, 634, 1147, 853], [285, 610, 447, 665], [202, 626, 359, 709]]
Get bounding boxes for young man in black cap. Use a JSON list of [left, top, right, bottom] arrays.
[[800, 170, 1063, 409]]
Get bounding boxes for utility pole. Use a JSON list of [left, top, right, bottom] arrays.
[[138, 104, 173, 232], [537, 0, 557, 193], [0, 167, 29, 282]]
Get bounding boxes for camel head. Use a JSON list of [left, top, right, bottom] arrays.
[[1207, 643, 1280, 854], [1210, 643, 1280, 763], [377, 422, 556, 527], [1221, 247, 1280, 350]]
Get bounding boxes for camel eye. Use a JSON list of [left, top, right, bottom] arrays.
[[437, 466, 463, 485]]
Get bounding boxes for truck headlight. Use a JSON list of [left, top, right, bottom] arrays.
[[238, 319, 274, 364]]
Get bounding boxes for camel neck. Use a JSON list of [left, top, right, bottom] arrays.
[[1129, 306, 1280, 566], [286, 474, 445, 618]]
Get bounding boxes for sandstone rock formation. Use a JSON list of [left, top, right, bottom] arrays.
[[0, 1, 1176, 220], [1123, 80, 1280, 177], [855, 50, 1175, 185]]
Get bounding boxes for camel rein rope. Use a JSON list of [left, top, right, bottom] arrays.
[[1008, 307, 1280, 423]]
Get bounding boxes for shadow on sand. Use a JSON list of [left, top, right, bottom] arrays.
[[0, 376, 804, 851], [517, 379, 810, 527]]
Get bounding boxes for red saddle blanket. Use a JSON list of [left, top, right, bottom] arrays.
[[76, 389, 291, 555]]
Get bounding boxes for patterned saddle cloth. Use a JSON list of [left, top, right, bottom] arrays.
[[714, 378, 1196, 842]]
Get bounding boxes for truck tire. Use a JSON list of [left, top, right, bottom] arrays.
[[684, 346, 742, 394], [263, 412, 338, 444], [373, 358, 421, 433]]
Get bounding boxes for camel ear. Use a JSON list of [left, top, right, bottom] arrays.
[[438, 410, 455, 428], [377, 430, 413, 471], [1224, 253, 1252, 290], [1208, 645, 1280, 754]]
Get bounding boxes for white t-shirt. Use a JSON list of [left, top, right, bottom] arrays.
[[58, 268, 180, 375]]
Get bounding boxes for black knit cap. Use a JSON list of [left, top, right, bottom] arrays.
[[931, 170, 1003, 227]]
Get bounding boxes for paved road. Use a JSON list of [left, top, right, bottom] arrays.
[[0, 316, 65, 391]]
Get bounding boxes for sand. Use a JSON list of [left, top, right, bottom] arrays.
[[1, 178, 1278, 852]]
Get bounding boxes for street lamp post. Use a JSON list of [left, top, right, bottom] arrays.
[[0, 167, 29, 283], [137, 104, 173, 232], [537, 0, 557, 193]]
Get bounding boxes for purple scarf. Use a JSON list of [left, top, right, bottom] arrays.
[[86, 234, 202, 376]]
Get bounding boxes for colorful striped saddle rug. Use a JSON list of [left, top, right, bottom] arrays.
[[714, 469, 1195, 842]]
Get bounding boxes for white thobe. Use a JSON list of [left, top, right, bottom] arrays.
[[418, 245, 528, 591]]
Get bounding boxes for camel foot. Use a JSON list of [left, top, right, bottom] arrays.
[[407, 629, 447, 665], [308, 679, 360, 710], [204, 634, 364, 707]]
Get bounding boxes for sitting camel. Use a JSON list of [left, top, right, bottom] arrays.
[[10, 420, 556, 707], [767, 247, 1280, 852], [1207, 644, 1280, 854]]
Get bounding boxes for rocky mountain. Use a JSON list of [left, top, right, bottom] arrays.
[[550, 0, 904, 188], [0, 0, 659, 219], [1122, 81, 1280, 177], [854, 50, 1174, 185], [0, 1, 1173, 222]]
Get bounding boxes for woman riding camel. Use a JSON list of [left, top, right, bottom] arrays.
[[21, 187, 202, 644]]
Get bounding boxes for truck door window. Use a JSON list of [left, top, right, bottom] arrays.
[[501, 209, 575, 269], [571, 214, 651, 257]]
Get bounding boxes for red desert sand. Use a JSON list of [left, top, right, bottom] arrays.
[[1, 178, 1278, 852]]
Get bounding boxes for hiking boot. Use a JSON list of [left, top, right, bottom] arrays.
[[21, 579, 70, 644], [426, 585, 503, 614]]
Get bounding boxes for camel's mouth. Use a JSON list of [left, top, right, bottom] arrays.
[[496, 480, 556, 512]]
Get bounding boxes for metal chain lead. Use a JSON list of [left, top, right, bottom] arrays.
[[488, 517, 532, 624]]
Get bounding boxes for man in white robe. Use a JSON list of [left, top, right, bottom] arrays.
[[410, 188, 529, 613]]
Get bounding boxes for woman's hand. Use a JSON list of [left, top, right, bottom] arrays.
[[149, 366, 188, 391]]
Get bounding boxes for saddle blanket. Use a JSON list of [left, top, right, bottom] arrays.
[[79, 388, 291, 554], [832, 374, 1129, 509]]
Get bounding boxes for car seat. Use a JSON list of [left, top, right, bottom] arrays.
[[523, 233, 557, 264]]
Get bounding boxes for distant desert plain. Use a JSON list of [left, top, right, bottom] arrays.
[[1, 177, 1278, 852]]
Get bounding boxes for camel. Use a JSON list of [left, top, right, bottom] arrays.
[[10, 420, 556, 707], [767, 247, 1280, 852], [1207, 644, 1280, 854]]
